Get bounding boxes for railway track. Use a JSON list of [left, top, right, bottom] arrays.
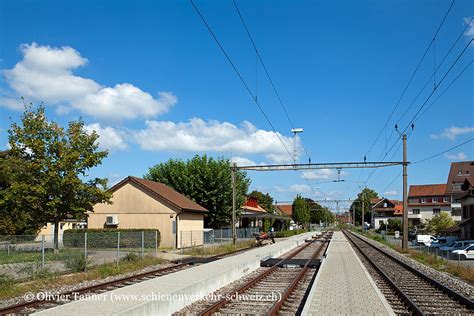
[[192, 231, 333, 316], [0, 246, 253, 315], [343, 230, 474, 315]]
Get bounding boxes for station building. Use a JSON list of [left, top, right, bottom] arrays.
[[88, 176, 208, 248]]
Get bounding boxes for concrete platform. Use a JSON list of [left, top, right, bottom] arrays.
[[35, 232, 314, 316], [302, 231, 394, 316]]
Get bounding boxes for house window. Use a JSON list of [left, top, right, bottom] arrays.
[[443, 196, 450, 203], [457, 171, 463, 176], [421, 198, 427, 203], [412, 209, 420, 215], [383, 202, 387, 208], [432, 197, 438, 203], [433, 209, 440, 215]]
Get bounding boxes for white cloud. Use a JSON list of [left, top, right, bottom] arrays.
[[134, 118, 297, 163], [302, 169, 334, 180], [445, 152, 468, 161], [2, 43, 177, 120], [83, 123, 128, 151], [275, 184, 314, 195], [431, 126, 474, 140], [0, 97, 23, 111], [384, 190, 397, 196], [465, 17, 474, 37], [230, 156, 256, 166]]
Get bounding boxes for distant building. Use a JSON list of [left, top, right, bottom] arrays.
[[370, 198, 403, 229], [36, 219, 86, 242], [238, 198, 290, 231], [336, 212, 351, 224], [407, 184, 459, 228], [88, 176, 208, 248]]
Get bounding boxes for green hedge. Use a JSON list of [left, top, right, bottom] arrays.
[[275, 229, 306, 238], [63, 229, 160, 248]]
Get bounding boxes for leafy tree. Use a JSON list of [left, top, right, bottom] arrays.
[[306, 198, 330, 224], [292, 195, 310, 226], [0, 151, 36, 235], [350, 187, 379, 226], [145, 155, 250, 228], [426, 212, 455, 235], [249, 190, 275, 213], [4, 105, 111, 248]]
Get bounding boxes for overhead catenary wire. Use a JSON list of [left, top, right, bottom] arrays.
[[383, 17, 473, 149], [190, 0, 294, 161], [363, 0, 456, 160], [232, 0, 312, 161], [378, 139, 473, 194], [362, 37, 473, 189]]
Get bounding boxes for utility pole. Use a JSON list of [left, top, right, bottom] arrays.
[[231, 163, 237, 245], [362, 191, 365, 232], [402, 134, 408, 250]]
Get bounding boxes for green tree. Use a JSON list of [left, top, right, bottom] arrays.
[[249, 190, 275, 213], [350, 188, 379, 226], [292, 195, 310, 226], [4, 105, 111, 248], [144, 155, 250, 228], [0, 150, 36, 235], [426, 212, 455, 235]]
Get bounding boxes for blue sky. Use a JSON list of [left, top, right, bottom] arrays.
[[0, 0, 473, 212]]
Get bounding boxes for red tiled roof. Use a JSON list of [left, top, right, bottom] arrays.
[[408, 184, 447, 197], [111, 176, 208, 213], [242, 197, 267, 213], [276, 204, 293, 216]]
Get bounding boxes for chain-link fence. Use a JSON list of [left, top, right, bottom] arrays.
[[0, 231, 159, 280], [178, 227, 259, 250]]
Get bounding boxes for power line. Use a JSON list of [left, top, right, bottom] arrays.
[[364, 0, 456, 160], [378, 138, 473, 193], [383, 17, 473, 148], [412, 139, 473, 165], [190, 0, 293, 161], [232, 0, 312, 161]]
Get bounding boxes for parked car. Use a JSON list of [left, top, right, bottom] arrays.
[[452, 244, 474, 260], [415, 235, 437, 246], [429, 237, 458, 249], [440, 240, 474, 252]]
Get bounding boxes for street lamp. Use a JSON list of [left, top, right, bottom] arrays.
[[291, 128, 303, 163]]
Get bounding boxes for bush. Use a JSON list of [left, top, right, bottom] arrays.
[[65, 254, 91, 272], [122, 252, 139, 262], [63, 229, 160, 248]]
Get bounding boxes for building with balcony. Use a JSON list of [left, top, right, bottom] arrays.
[[370, 198, 403, 229], [407, 183, 460, 228], [446, 161, 474, 239]]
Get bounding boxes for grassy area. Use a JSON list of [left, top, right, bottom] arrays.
[[181, 240, 254, 257], [352, 229, 474, 284], [0, 255, 165, 301], [0, 249, 84, 265]]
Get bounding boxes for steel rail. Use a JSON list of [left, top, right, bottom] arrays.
[[344, 230, 474, 313], [267, 238, 329, 316], [0, 246, 253, 315], [198, 232, 331, 316], [342, 230, 423, 315]]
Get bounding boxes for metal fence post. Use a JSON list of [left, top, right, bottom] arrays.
[[458, 252, 460, 265], [84, 232, 88, 272], [191, 231, 193, 247], [141, 231, 144, 259], [155, 230, 158, 257], [117, 231, 120, 265], [41, 235, 45, 270], [180, 231, 183, 253]]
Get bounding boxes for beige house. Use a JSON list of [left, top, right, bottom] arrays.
[[88, 176, 208, 248]]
